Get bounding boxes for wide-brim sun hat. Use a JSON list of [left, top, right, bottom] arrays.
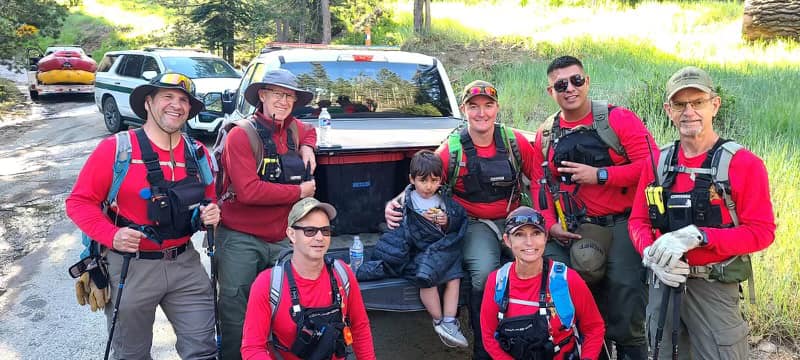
[[130, 72, 205, 120], [244, 69, 314, 110], [569, 223, 613, 284]]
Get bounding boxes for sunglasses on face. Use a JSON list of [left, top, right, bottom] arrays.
[[291, 225, 332, 237], [158, 73, 196, 94], [505, 214, 545, 232], [264, 88, 297, 102], [464, 85, 498, 100], [552, 74, 586, 93]]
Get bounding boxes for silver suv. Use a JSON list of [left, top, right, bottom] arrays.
[[94, 47, 241, 134]]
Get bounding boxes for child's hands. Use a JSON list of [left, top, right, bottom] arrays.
[[423, 208, 448, 228]]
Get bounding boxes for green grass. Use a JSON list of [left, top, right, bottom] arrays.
[[388, 0, 800, 341]]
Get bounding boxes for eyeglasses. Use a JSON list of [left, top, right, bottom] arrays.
[[505, 214, 545, 233], [552, 74, 586, 93], [669, 97, 715, 113], [158, 73, 195, 94], [463, 85, 498, 100], [291, 225, 332, 237], [264, 88, 297, 102]]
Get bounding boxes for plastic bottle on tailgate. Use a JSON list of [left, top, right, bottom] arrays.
[[350, 235, 364, 273], [318, 107, 331, 146]]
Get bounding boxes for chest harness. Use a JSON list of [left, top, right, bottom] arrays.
[[108, 128, 208, 245], [269, 257, 353, 360], [446, 125, 519, 204], [253, 118, 306, 185], [493, 260, 579, 360], [538, 101, 629, 232], [648, 138, 754, 300]]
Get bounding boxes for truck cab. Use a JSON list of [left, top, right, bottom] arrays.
[[207, 43, 469, 310]]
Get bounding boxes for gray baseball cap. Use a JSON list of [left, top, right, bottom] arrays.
[[244, 69, 314, 110], [287, 198, 337, 226], [665, 66, 714, 101]]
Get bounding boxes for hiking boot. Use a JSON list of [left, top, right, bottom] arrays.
[[434, 319, 469, 348]]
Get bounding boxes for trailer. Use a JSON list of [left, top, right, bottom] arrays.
[[26, 46, 95, 100]]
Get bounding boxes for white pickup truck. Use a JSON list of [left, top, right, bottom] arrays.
[[26, 45, 95, 100]]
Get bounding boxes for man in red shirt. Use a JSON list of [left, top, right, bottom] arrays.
[[530, 56, 656, 359], [66, 73, 221, 359], [385, 80, 538, 359], [241, 198, 375, 360], [216, 69, 318, 359], [629, 66, 775, 359]]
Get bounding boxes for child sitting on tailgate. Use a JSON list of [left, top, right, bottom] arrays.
[[356, 150, 469, 348]]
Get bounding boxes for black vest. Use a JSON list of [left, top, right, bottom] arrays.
[[453, 127, 517, 203]]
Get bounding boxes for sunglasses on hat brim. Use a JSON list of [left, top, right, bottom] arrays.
[[157, 73, 196, 94]]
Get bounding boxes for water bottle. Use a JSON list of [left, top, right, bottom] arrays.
[[317, 107, 331, 146], [350, 235, 364, 273]]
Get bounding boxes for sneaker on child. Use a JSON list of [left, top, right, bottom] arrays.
[[434, 319, 469, 348]]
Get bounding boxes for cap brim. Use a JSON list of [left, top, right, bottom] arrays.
[[461, 93, 498, 105], [667, 84, 713, 102], [292, 202, 337, 226], [130, 84, 205, 121], [506, 223, 546, 234], [244, 82, 314, 110]]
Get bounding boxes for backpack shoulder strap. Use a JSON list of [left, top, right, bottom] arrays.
[[591, 100, 627, 160], [82, 131, 132, 259], [287, 120, 301, 151], [235, 118, 264, 167], [656, 142, 678, 186], [548, 261, 575, 328], [493, 262, 514, 317], [500, 123, 522, 173], [109, 131, 133, 204], [539, 112, 559, 160], [445, 128, 464, 194], [269, 260, 287, 326], [332, 259, 351, 301], [182, 134, 214, 186], [711, 141, 744, 226]]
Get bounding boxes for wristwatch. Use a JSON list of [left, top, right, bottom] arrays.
[[597, 167, 609, 185]]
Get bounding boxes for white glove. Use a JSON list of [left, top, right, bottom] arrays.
[[649, 225, 704, 268], [642, 246, 690, 288]]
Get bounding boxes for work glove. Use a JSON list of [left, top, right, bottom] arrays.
[[643, 246, 690, 288], [648, 225, 704, 268], [75, 272, 109, 312]]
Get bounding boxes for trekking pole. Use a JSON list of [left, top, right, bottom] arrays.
[[652, 281, 672, 359], [105, 252, 133, 360], [206, 225, 222, 357], [671, 284, 684, 360]]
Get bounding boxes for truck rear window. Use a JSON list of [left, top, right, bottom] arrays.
[[283, 61, 453, 119]]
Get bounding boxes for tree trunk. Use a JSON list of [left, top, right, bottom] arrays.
[[277, 20, 288, 42], [742, 0, 800, 41], [321, 0, 331, 44], [413, 0, 423, 34], [424, 0, 431, 34]]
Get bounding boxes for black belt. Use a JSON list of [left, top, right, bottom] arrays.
[[583, 211, 630, 227], [113, 243, 188, 260]]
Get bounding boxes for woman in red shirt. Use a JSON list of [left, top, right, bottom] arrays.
[[480, 207, 605, 360], [240, 198, 376, 360]]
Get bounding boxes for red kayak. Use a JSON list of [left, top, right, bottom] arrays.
[[37, 50, 97, 73]]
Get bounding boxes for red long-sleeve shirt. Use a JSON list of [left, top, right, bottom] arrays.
[[241, 260, 375, 360], [66, 130, 216, 251], [628, 144, 776, 265], [436, 129, 537, 220], [480, 262, 605, 360], [530, 107, 658, 228], [220, 111, 317, 242]]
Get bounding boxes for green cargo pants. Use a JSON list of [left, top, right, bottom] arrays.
[[647, 276, 749, 360], [544, 218, 647, 351], [215, 225, 289, 360]]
